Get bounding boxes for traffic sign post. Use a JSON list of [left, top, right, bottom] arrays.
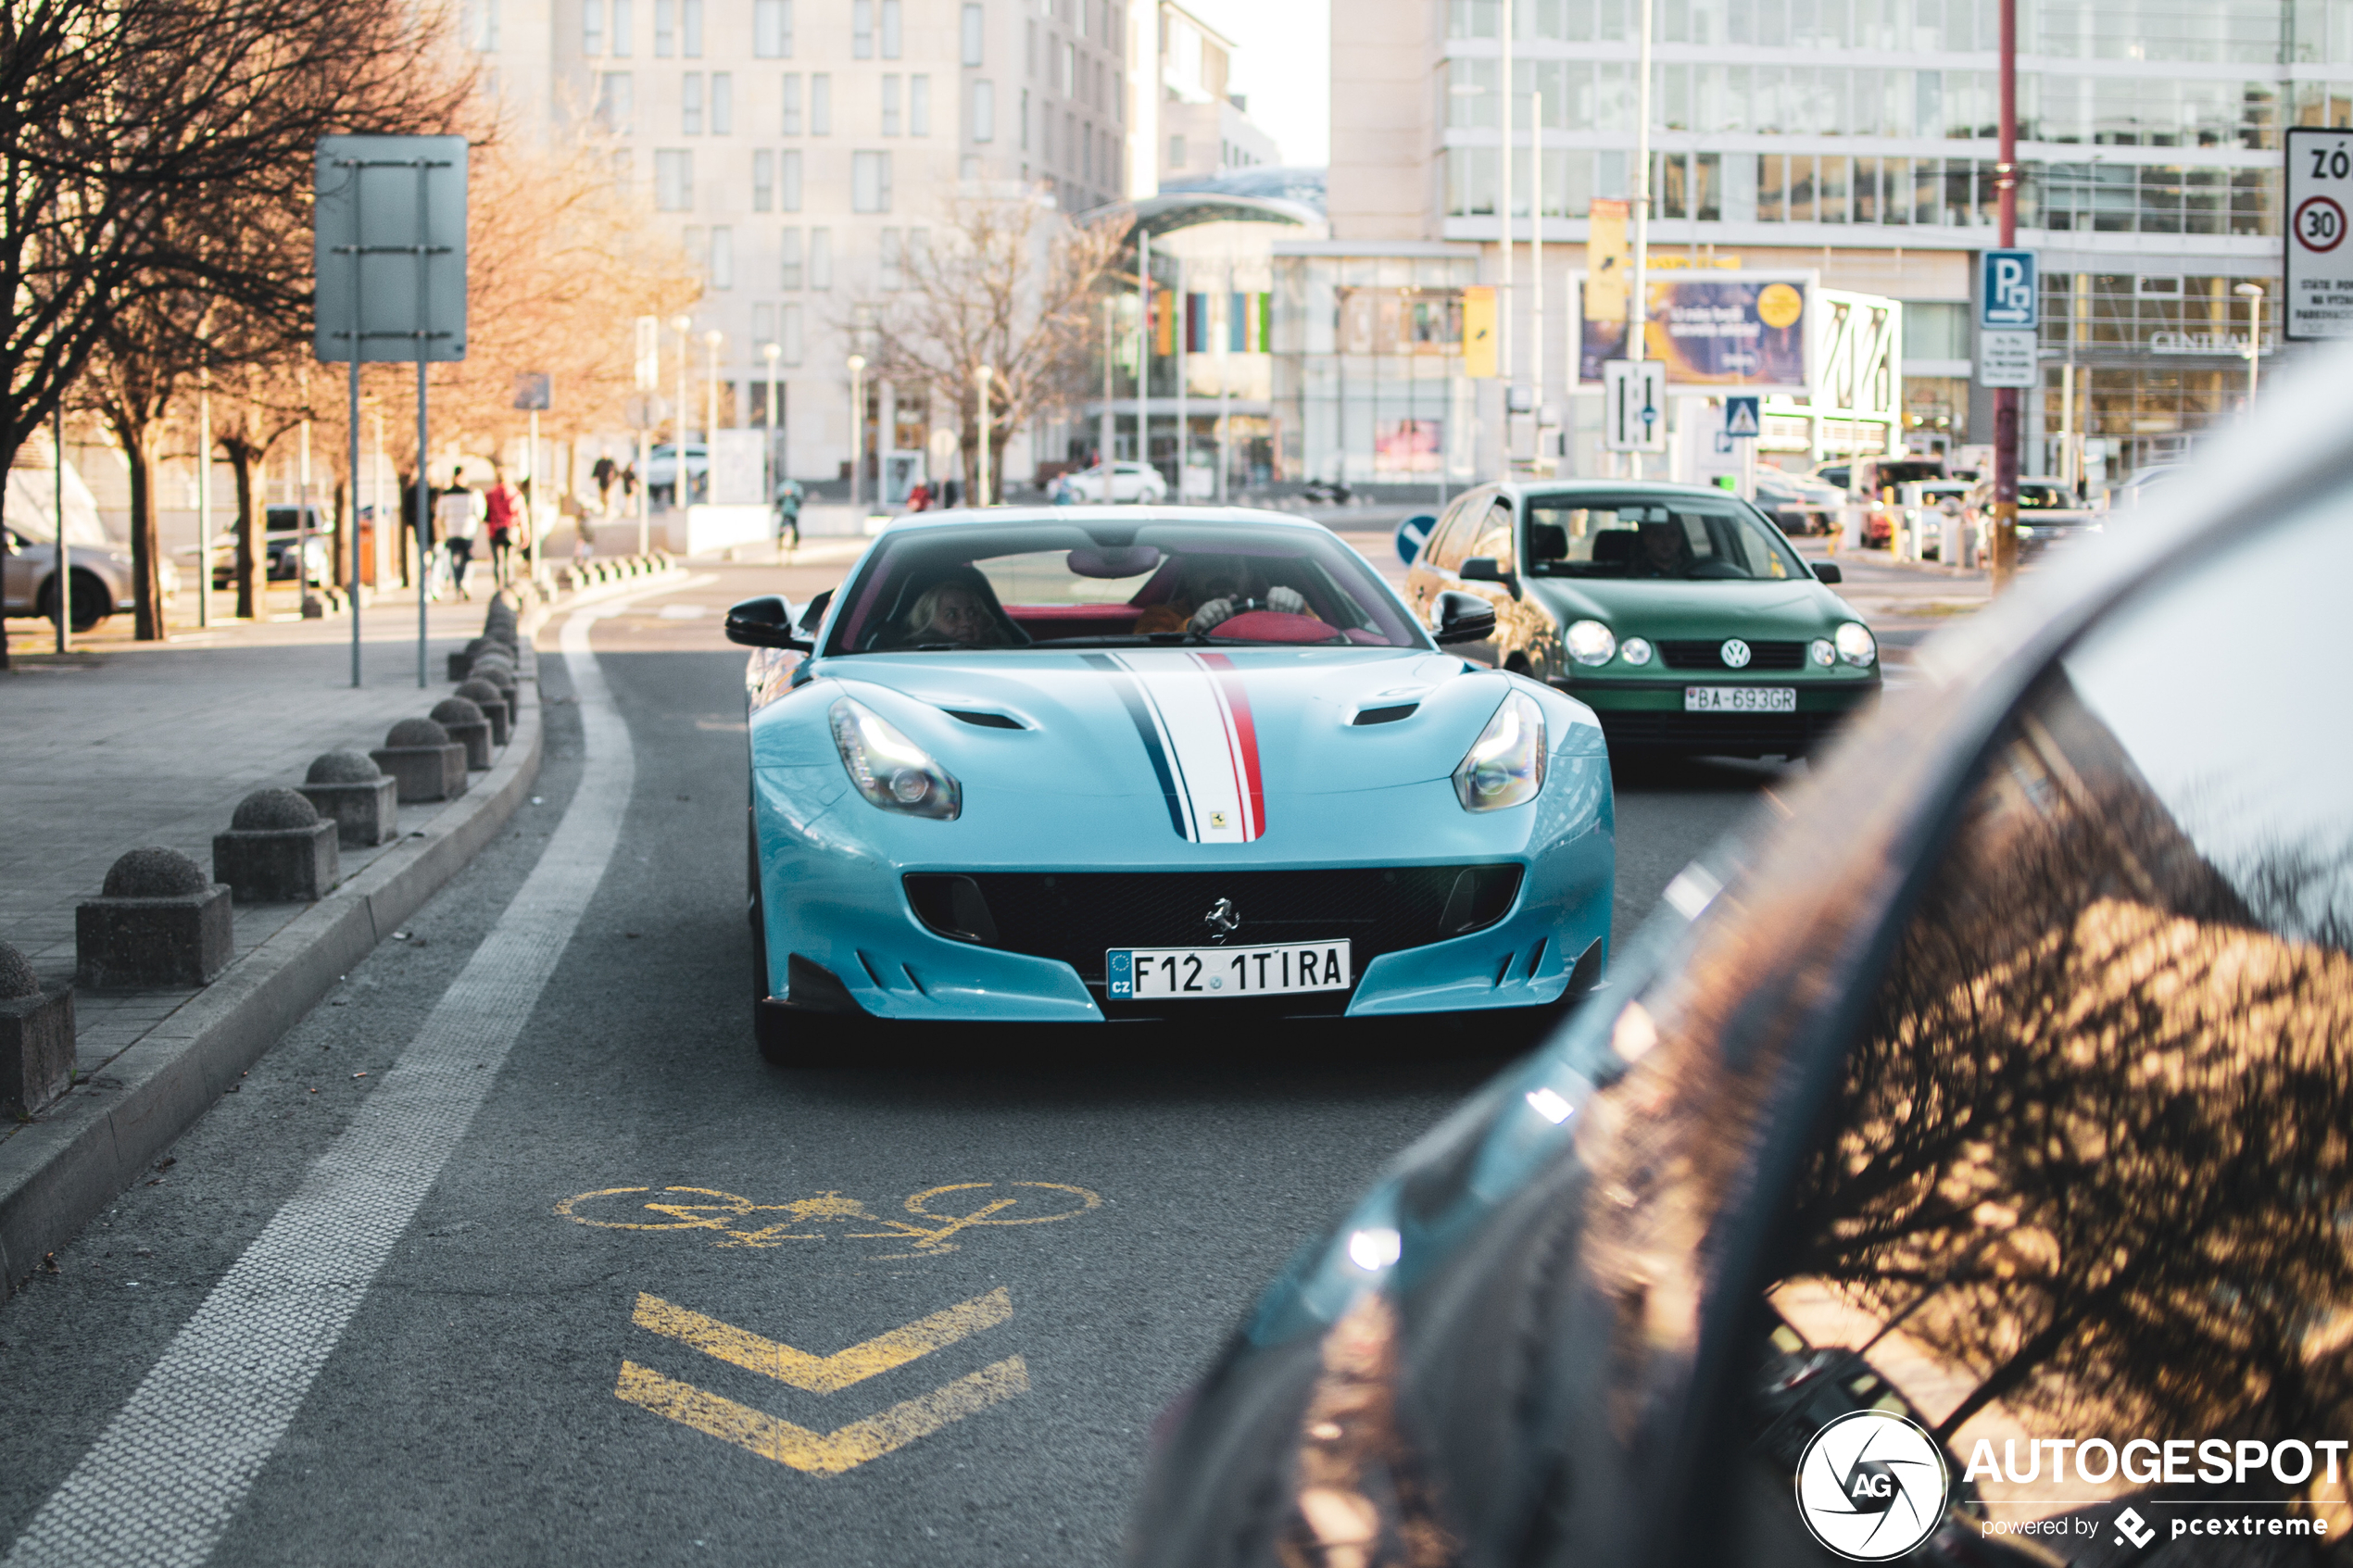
[[2287, 128, 2353, 340], [1979, 249, 2039, 332], [1603, 360, 1667, 458], [1724, 395, 1759, 499], [1977, 330, 2037, 388]]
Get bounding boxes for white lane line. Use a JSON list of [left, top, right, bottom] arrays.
[[4, 600, 646, 1568]]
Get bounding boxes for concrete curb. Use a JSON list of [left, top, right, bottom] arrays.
[[0, 583, 618, 1297]]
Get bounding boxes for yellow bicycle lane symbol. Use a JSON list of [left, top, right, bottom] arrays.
[[553, 1182, 1103, 1259]]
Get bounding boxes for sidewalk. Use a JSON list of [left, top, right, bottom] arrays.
[[0, 594, 519, 1095]]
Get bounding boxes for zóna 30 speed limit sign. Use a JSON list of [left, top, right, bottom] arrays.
[[2288, 129, 2353, 340]]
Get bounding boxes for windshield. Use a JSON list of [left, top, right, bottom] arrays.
[[824, 520, 1427, 654], [1524, 493, 1812, 583]]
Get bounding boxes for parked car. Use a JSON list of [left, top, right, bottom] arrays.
[[645, 442, 710, 505], [1962, 474, 2099, 561], [1130, 343, 2353, 1568], [2, 527, 169, 630], [204, 506, 333, 588], [1051, 462, 1167, 504], [1401, 481, 1879, 759], [1750, 468, 1843, 536]]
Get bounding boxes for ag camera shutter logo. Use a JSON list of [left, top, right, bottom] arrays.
[[1794, 1411, 1953, 1561]]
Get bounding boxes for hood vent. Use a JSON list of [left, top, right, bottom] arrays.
[[943, 708, 1025, 730], [1352, 703, 1420, 726]]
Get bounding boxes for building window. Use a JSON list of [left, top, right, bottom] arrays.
[[595, 71, 635, 132], [779, 147, 802, 209], [852, 0, 873, 57], [881, 226, 903, 289], [781, 73, 800, 132], [584, 0, 604, 54], [881, 0, 901, 57], [911, 74, 930, 135], [752, 302, 775, 347], [1167, 132, 1184, 168], [1026, 19, 1036, 77], [752, 148, 774, 209], [655, 148, 692, 209], [1061, 40, 1075, 96], [610, 148, 632, 186], [962, 3, 984, 65], [712, 71, 732, 133], [812, 72, 831, 133], [684, 225, 707, 270], [711, 226, 734, 288], [682, 72, 703, 133], [654, 0, 673, 55], [611, 0, 632, 55], [467, 0, 500, 51], [780, 226, 803, 287], [782, 303, 804, 365], [810, 227, 832, 290], [883, 74, 901, 134], [972, 78, 994, 141], [681, 0, 701, 56], [1083, 119, 1093, 182], [1019, 87, 1029, 150], [852, 149, 893, 211], [753, 0, 790, 56]]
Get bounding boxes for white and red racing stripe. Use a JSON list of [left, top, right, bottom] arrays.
[[1104, 651, 1268, 843]]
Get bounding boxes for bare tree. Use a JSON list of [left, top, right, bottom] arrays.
[[858, 186, 1130, 502]]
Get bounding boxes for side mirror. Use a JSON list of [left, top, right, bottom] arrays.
[[1810, 562, 1843, 584], [724, 595, 812, 650], [1431, 590, 1497, 645], [798, 587, 834, 634], [1459, 557, 1520, 600]]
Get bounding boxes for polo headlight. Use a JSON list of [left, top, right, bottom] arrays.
[[1565, 620, 1617, 667], [1453, 691, 1546, 812], [830, 697, 962, 819], [1835, 621, 1877, 668]]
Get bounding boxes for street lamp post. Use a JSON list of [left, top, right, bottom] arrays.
[[763, 341, 783, 508], [704, 329, 724, 478], [847, 353, 869, 511], [975, 362, 994, 507], [2234, 282, 2265, 409], [671, 313, 692, 508]]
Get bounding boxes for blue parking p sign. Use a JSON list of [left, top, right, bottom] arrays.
[[1980, 249, 2038, 330]]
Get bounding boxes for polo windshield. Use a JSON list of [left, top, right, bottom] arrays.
[[1524, 494, 1811, 583]]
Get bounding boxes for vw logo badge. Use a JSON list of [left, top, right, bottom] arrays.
[[1202, 897, 1241, 936], [1720, 638, 1754, 669], [1793, 1411, 1951, 1561]]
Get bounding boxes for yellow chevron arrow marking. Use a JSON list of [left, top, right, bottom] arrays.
[[630, 1286, 1012, 1393], [614, 1356, 1030, 1474]]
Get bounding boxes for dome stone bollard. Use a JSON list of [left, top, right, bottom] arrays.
[[76, 848, 233, 990], [0, 940, 74, 1119], [465, 660, 520, 730], [370, 717, 469, 803], [429, 696, 495, 770], [213, 789, 340, 903], [452, 680, 512, 745], [296, 750, 400, 847]]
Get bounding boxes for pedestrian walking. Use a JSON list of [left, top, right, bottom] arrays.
[[564, 492, 596, 565], [484, 470, 523, 587], [435, 467, 486, 600], [774, 479, 802, 557], [591, 455, 618, 512]]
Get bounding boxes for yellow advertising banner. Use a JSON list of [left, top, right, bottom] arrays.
[[1462, 285, 1497, 379], [1585, 198, 1630, 324]]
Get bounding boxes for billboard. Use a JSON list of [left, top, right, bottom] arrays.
[[1579, 277, 1807, 389]]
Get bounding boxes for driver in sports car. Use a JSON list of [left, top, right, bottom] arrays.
[[1131, 554, 1317, 635]]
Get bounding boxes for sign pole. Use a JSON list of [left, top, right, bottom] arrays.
[[1990, 0, 2020, 590], [1136, 226, 1150, 499], [54, 405, 68, 654], [349, 307, 362, 685], [414, 154, 432, 688], [196, 353, 211, 630], [1629, 0, 1654, 480]]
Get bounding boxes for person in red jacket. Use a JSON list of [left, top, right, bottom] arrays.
[[484, 470, 523, 587]]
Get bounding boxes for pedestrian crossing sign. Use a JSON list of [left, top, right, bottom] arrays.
[[1725, 396, 1761, 438]]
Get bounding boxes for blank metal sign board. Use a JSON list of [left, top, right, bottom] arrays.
[[312, 134, 469, 363], [2287, 128, 2353, 340], [1603, 359, 1667, 452]]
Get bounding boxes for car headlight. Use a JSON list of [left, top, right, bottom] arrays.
[[1619, 636, 1653, 666], [1808, 638, 1835, 667], [1834, 621, 1876, 668], [1564, 620, 1617, 667], [829, 697, 961, 819], [1453, 691, 1546, 812]]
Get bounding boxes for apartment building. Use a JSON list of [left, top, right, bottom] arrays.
[[1313, 0, 2326, 483], [1153, 4, 1279, 183], [467, 0, 1140, 489]]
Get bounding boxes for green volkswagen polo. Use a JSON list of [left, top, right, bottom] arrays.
[[1401, 481, 1880, 758]]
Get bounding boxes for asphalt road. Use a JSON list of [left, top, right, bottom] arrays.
[[0, 556, 1801, 1568]]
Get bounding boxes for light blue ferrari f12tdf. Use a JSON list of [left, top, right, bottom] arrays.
[[725, 508, 1616, 1063]]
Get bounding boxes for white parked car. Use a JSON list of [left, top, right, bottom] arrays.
[[1053, 462, 1167, 504], [645, 443, 710, 504]]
